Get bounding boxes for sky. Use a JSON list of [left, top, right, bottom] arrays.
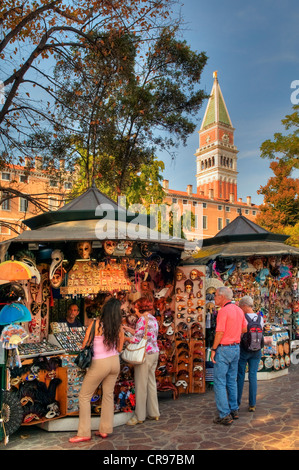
[[160, 0, 299, 205]]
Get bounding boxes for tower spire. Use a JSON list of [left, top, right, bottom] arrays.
[[195, 72, 238, 201]]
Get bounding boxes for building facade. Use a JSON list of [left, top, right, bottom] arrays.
[[163, 71, 260, 240], [0, 72, 259, 244], [0, 156, 75, 242]]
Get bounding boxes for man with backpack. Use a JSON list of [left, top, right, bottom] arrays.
[[237, 295, 264, 412], [211, 287, 247, 425]]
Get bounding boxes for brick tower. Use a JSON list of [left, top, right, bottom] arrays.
[[195, 71, 238, 202]]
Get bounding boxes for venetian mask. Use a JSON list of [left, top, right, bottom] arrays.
[[103, 240, 116, 255], [176, 269, 185, 281], [184, 280, 193, 293], [124, 241, 134, 256], [77, 241, 92, 259], [50, 269, 64, 288]]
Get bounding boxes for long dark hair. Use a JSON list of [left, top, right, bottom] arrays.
[[100, 298, 122, 349]]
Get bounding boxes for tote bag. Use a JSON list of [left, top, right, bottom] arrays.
[[121, 317, 148, 365]]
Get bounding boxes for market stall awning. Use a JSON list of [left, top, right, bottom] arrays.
[[192, 215, 299, 262], [193, 240, 299, 262], [5, 219, 186, 251], [22, 182, 152, 230]]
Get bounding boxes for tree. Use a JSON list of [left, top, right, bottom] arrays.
[[0, 0, 173, 166], [0, 0, 177, 221], [256, 105, 299, 245], [71, 151, 166, 206], [49, 27, 208, 195], [256, 160, 299, 231], [0, 0, 208, 237]]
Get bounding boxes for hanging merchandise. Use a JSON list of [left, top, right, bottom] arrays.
[[1, 323, 29, 368], [0, 260, 32, 282], [0, 282, 27, 302], [172, 265, 206, 396], [204, 253, 295, 377], [16, 251, 41, 285], [0, 303, 31, 325], [60, 259, 131, 296], [1, 324, 29, 347], [0, 235, 195, 437], [0, 390, 24, 444]]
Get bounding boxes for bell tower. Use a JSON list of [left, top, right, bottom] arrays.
[[195, 71, 238, 202]]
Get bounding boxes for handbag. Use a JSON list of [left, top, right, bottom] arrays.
[[74, 320, 96, 369], [121, 316, 148, 365]]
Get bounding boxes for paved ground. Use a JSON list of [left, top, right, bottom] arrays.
[[1, 364, 299, 451]]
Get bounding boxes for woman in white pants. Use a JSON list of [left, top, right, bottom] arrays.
[[124, 296, 160, 425]]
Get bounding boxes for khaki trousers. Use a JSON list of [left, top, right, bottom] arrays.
[[77, 355, 120, 437], [134, 352, 160, 422]]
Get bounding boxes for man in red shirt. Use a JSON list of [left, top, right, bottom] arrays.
[[211, 287, 247, 425]]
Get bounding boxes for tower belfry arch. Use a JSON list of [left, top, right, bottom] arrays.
[[195, 71, 238, 202]]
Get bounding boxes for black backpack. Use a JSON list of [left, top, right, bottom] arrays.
[[241, 313, 264, 352]]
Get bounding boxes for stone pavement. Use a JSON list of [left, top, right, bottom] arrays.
[[2, 364, 299, 451]]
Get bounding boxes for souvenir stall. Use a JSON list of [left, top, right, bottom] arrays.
[[0, 185, 206, 441], [192, 215, 299, 380]]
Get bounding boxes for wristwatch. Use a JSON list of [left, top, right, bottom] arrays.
[[211, 348, 217, 352]]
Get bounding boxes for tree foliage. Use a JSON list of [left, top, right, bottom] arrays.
[[0, 0, 173, 166], [0, 0, 208, 222], [49, 27, 208, 196], [71, 151, 166, 207], [256, 105, 299, 245], [0, 0, 180, 217]]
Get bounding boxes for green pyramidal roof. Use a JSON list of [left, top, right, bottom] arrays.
[[201, 72, 232, 129]]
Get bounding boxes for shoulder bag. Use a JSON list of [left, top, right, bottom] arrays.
[[121, 316, 148, 365], [74, 320, 96, 369]]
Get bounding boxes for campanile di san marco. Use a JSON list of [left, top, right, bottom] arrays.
[[195, 71, 238, 203]]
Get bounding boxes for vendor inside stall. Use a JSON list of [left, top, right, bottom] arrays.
[[59, 304, 82, 328]]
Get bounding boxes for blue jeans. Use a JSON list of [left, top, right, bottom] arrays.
[[237, 347, 261, 408], [213, 345, 240, 418]]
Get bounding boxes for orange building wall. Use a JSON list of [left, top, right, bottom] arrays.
[[0, 159, 75, 242], [163, 188, 260, 240]]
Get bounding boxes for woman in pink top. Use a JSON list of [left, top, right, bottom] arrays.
[[69, 298, 124, 443]]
